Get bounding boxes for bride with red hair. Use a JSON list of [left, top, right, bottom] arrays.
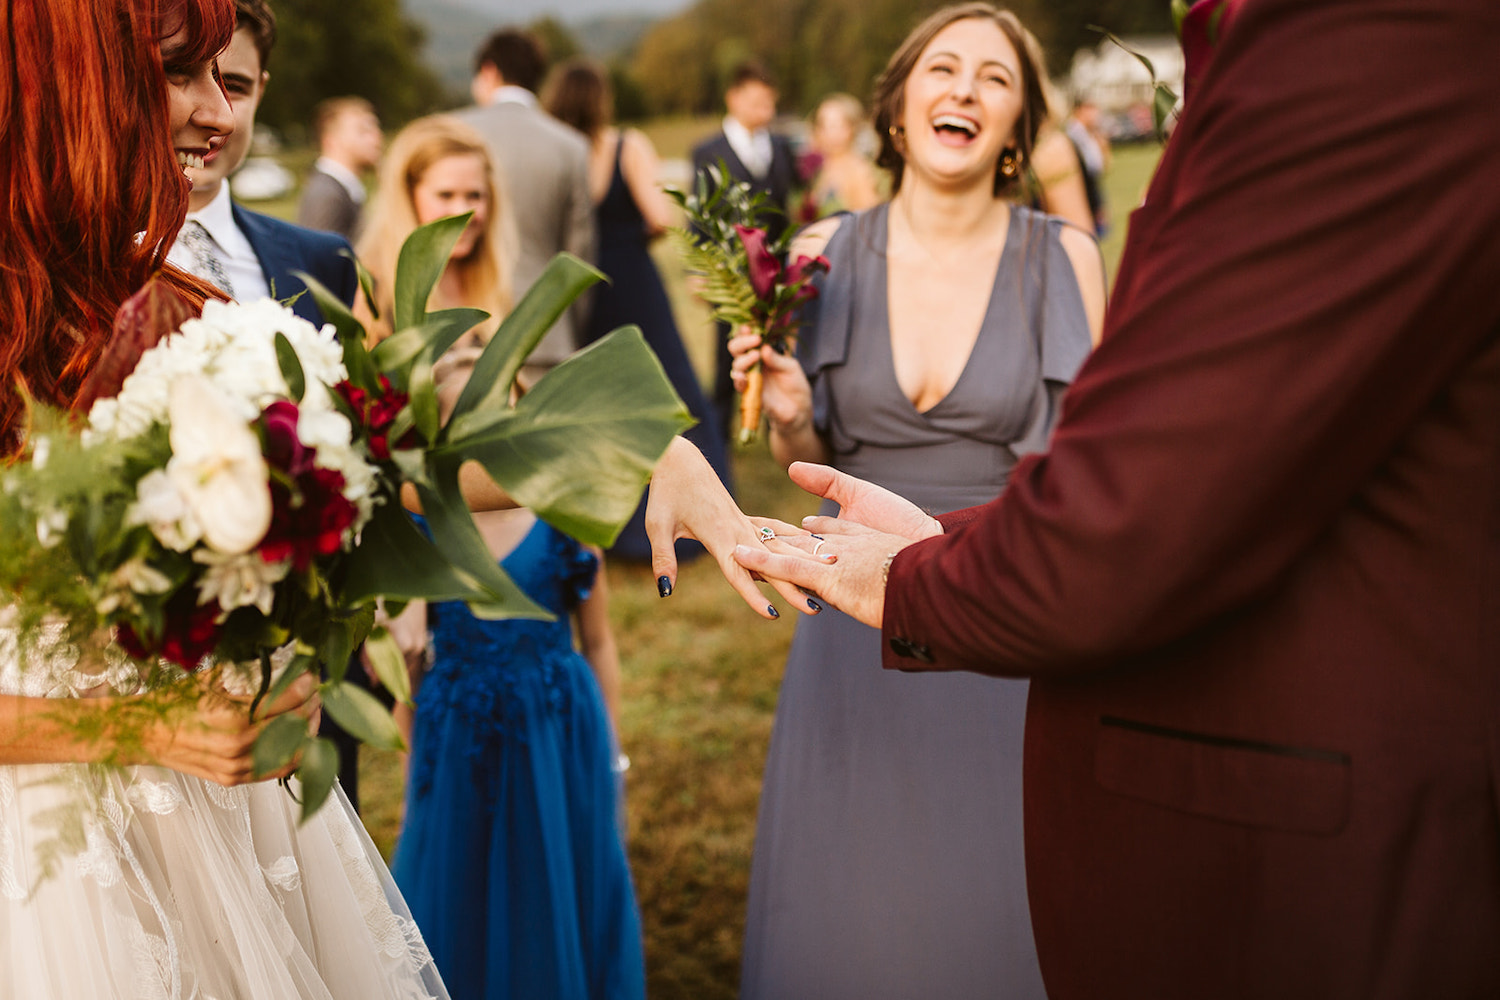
[[0, 1, 448, 996]]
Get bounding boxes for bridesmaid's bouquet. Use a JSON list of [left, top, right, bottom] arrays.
[[0, 214, 691, 819], [667, 163, 828, 444]]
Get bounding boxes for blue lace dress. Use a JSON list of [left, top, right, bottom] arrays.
[[391, 520, 644, 1000]]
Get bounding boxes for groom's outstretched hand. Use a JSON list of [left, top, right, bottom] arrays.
[[734, 463, 943, 629]]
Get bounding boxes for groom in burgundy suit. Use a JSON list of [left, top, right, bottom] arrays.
[[735, 0, 1500, 995]]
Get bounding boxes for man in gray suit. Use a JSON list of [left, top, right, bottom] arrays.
[[456, 28, 594, 379], [297, 96, 383, 242]]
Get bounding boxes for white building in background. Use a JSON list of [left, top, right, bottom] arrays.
[[1066, 35, 1185, 112]]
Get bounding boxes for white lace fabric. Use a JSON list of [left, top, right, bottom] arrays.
[[0, 632, 448, 1000]]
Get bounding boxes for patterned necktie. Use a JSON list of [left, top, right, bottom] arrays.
[[179, 220, 235, 298]]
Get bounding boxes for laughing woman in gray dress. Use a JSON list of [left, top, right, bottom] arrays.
[[729, 5, 1105, 997]]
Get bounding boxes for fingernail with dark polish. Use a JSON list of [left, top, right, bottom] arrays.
[[807, 598, 823, 613], [767, 605, 780, 619], [771, 340, 788, 355], [657, 576, 673, 598]]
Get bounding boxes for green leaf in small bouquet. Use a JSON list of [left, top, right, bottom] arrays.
[[363, 625, 413, 705], [296, 737, 339, 824], [255, 651, 317, 721], [322, 680, 405, 751], [394, 212, 474, 335], [440, 328, 693, 548], [408, 351, 441, 444], [447, 253, 606, 435], [252, 712, 311, 778], [274, 332, 306, 402]]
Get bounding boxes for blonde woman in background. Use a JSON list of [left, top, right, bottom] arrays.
[[804, 92, 884, 218], [364, 113, 645, 1000], [356, 114, 515, 348]]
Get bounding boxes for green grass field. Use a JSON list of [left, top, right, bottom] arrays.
[[256, 137, 1161, 999]]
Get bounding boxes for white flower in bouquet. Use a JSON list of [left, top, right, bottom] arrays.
[[165, 374, 271, 555], [193, 548, 291, 616], [128, 469, 202, 552]]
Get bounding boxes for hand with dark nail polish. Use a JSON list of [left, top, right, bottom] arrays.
[[806, 598, 824, 613], [657, 576, 673, 598], [767, 604, 780, 619]]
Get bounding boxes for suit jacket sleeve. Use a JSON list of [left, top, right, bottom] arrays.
[[883, 0, 1500, 675]]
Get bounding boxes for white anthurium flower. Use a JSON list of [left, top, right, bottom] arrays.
[[128, 469, 203, 552], [165, 374, 272, 555], [194, 548, 290, 616]]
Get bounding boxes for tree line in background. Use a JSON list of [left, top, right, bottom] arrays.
[[253, 0, 1171, 140]]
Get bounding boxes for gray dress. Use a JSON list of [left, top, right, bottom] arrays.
[[740, 204, 1092, 1000]]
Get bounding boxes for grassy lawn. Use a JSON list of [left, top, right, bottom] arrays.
[[250, 136, 1161, 999]]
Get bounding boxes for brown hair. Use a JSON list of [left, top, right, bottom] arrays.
[[542, 57, 612, 141], [871, 3, 1050, 197], [474, 28, 547, 94], [233, 0, 275, 71], [357, 115, 515, 344]]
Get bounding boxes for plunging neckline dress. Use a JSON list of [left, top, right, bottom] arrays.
[[740, 203, 1093, 1000]]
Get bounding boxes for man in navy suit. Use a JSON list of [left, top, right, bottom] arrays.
[[171, 0, 370, 806], [167, 0, 357, 328], [691, 61, 796, 457]]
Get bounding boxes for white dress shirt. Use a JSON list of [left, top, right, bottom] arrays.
[[489, 85, 539, 109], [166, 181, 271, 304], [723, 115, 773, 179]]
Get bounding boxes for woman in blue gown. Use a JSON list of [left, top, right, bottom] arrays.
[[545, 58, 731, 562], [392, 508, 644, 1000]]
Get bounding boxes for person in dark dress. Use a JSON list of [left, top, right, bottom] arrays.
[[727, 7, 1104, 997], [545, 58, 730, 562]]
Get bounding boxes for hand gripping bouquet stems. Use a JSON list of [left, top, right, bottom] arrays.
[[667, 163, 829, 444], [0, 214, 691, 821]]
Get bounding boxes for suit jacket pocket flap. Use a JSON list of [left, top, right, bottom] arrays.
[[1094, 716, 1351, 835]]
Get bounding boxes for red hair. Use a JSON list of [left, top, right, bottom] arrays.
[[0, 0, 233, 453]]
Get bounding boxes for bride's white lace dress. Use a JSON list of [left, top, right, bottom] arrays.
[[0, 636, 449, 1000]]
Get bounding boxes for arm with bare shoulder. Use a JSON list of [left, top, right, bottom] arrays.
[[620, 128, 679, 237]]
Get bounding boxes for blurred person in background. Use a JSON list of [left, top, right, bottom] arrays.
[[729, 5, 1104, 998], [691, 60, 796, 459], [801, 92, 884, 221], [1063, 96, 1111, 236], [544, 57, 731, 564], [458, 27, 593, 385], [298, 95, 383, 241]]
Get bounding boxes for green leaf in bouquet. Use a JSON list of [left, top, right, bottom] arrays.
[[363, 625, 413, 705], [322, 680, 405, 751], [296, 737, 339, 824], [295, 271, 380, 391], [369, 307, 489, 391], [274, 332, 306, 402], [439, 327, 693, 548], [407, 352, 440, 444], [343, 248, 380, 321], [251, 713, 310, 778], [394, 213, 473, 335], [340, 496, 518, 607], [369, 327, 428, 377], [416, 463, 553, 621], [446, 253, 605, 432]]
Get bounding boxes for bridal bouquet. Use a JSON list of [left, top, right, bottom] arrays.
[[667, 163, 828, 443], [0, 214, 691, 819]]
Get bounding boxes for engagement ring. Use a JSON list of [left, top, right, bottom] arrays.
[[812, 538, 828, 556], [758, 526, 776, 543]]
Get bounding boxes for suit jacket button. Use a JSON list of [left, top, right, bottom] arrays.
[[909, 642, 935, 664], [889, 637, 915, 658]]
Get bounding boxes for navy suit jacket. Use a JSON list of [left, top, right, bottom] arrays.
[[231, 201, 358, 323], [690, 130, 796, 243]]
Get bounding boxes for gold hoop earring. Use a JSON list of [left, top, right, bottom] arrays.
[[999, 148, 1021, 179], [888, 125, 907, 152]]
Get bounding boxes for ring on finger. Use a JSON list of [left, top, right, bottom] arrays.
[[811, 538, 828, 556], [758, 526, 776, 543]]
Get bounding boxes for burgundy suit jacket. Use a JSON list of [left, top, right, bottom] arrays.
[[882, 0, 1500, 996]]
